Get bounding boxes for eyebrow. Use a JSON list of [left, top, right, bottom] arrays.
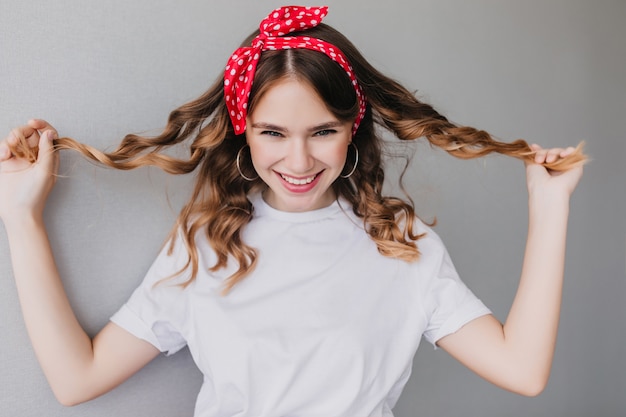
[[250, 121, 344, 133]]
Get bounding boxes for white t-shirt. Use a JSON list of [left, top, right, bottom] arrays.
[[111, 193, 490, 417]]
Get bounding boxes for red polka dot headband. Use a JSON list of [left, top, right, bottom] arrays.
[[224, 5, 367, 136]]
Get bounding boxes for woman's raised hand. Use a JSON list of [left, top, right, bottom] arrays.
[[525, 144, 584, 203], [1, 119, 160, 405], [0, 119, 59, 223]]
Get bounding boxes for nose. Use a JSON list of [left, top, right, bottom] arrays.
[[285, 138, 314, 174]]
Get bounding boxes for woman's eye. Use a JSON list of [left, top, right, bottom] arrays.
[[314, 129, 337, 137], [261, 130, 282, 137]]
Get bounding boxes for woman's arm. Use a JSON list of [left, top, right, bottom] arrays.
[[1, 120, 160, 406], [436, 145, 583, 396]]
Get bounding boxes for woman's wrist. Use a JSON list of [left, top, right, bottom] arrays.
[[2, 211, 46, 237], [528, 188, 570, 215]]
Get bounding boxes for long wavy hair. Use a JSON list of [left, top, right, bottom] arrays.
[[18, 23, 585, 293]]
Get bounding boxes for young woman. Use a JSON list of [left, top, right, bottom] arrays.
[[0, 6, 584, 417]]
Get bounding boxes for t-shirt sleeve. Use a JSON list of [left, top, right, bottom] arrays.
[[418, 225, 492, 347], [110, 233, 190, 356]]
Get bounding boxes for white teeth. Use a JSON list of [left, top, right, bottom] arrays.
[[280, 173, 316, 185]]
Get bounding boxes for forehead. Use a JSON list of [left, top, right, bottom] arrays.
[[248, 79, 337, 126]]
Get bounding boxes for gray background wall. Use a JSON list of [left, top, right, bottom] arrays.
[[1, 1, 624, 416]]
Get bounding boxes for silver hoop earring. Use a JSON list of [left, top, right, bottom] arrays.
[[236, 145, 259, 181], [340, 142, 359, 178]]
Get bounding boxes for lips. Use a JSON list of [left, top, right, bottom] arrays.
[[275, 170, 323, 193], [279, 173, 317, 185]]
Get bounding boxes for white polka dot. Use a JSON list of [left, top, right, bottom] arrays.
[[243, 103, 247, 109], [238, 59, 243, 65], [273, 12, 279, 18], [224, 79, 230, 86], [311, 19, 317, 24], [274, 24, 280, 30], [286, 19, 292, 25]]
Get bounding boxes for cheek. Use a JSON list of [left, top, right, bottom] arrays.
[[248, 143, 275, 170], [327, 143, 350, 167]]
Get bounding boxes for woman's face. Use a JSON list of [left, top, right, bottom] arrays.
[[245, 79, 352, 212]]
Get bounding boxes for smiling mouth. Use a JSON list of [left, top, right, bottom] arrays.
[[279, 172, 318, 185]]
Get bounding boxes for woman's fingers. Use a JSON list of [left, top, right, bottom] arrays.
[[525, 143, 584, 197], [11, 125, 39, 149], [0, 142, 10, 161], [1, 120, 58, 163], [37, 130, 59, 171], [32, 121, 60, 163], [29, 119, 57, 133], [0, 123, 60, 220], [530, 144, 577, 164]]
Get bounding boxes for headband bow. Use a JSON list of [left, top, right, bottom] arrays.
[[224, 6, 367, 136]]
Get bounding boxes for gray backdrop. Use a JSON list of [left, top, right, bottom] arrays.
[[1, 1, 624, 416]]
